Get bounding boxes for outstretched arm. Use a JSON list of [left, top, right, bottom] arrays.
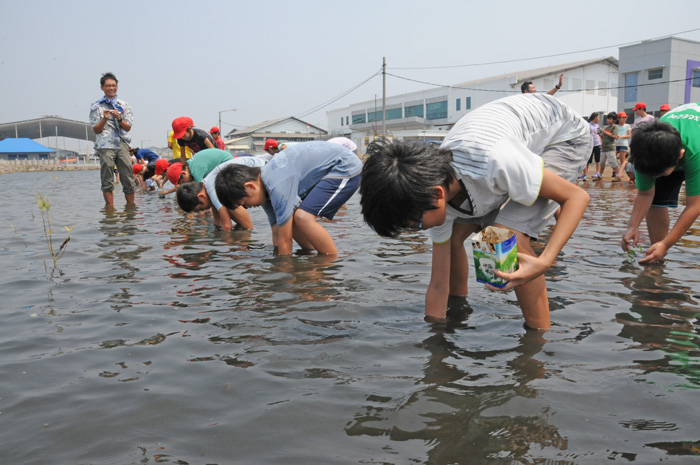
[[639, 194, 700, 263], [495, 168, 589, 289], [621, 187, 654, 251]]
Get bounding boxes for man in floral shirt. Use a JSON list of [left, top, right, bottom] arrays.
[[89, 72, 135, 207]]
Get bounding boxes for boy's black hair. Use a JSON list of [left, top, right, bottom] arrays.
[[629, 121, 683, 177], [360, 139, 455, 238], [606, 112, 618, 124], [520, 81, 533, 93], [214, 164, 262, 210], [100, 72, 118, 86], [176, 182, 205, 212]]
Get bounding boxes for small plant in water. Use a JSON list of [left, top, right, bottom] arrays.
[[35, 192, 74, 269], [618, 245, 645, 264]]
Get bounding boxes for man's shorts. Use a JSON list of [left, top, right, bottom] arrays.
[[299, 173, 361, 220], [495, 131, 593, 238], [651, 170, 685, 208], [98, 141, 135, 194]]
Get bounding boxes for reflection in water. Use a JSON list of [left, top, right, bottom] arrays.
[[346, 304, 566, 464], [617, 264, 700, 389]]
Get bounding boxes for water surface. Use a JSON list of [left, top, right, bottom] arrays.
[[1, 171, 699, 464]]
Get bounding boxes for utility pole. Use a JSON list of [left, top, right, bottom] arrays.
[[382, 57, 386, 139]]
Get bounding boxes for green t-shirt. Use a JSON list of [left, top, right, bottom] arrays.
[[186, 148, 233, 183], [601, 124, 617, 151], [635, 102, 700, 196]]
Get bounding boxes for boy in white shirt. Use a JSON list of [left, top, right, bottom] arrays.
[[360, 94, 592, 329]]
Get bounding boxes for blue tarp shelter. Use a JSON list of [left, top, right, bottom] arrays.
[[0, 138, 54, 161]]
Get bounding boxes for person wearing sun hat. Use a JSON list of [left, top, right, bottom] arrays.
[[262, 138, 280, 159], [659, 104, 671, 118], [171, 116, 215, 165], [632, 103, 655, 132], [616, 111, 633, 180], [209, 126, 226, 150]]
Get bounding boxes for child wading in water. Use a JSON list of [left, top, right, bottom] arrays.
[[600, 112, 620, 181]]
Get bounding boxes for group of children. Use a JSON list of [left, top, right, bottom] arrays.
[[581, 110, 634, 182], [124, 96, 699, 333]]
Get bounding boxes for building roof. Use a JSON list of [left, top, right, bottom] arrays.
[[0, 116, 97, 142], [453, 56, 619, 88], [0, 138, 54, 154], [225, 116, 326, 138]]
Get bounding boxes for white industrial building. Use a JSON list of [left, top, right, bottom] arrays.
[[618, 36, 700, 117], [327, 57, 619, 154]]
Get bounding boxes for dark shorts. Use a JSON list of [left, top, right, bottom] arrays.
[[652, 170, 685, 208], [587, 145, 601, 164], [616, 146, 628, 153], [299, 174, 360, 220]]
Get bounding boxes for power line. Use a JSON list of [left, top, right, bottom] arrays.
[[389, 27, 700, 70], [294, 69, 382, 119], [386, 72, 697, 94]]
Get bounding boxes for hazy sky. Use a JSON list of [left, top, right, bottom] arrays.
[[2, 0, 700, 150]]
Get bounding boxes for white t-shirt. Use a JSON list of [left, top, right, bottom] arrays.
[[429, 93, 588, 243], [616, 124, 631, 148], [203, 157, 266, 211]]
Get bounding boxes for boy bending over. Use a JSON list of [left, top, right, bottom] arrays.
[[621, 103, 700, 263], [215, 141, 361, 255], [177, 157, 265, 231], [360, 94, 591, 329]]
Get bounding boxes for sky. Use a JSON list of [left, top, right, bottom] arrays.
[[2, 0, 700, 151]]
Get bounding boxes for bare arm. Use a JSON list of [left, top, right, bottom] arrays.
[[621, 187, 654, 251], [640, 194, 700, 263], [425, 241, 452, 320], [495, 169, 589, 289], [276, 220, 294, 255]]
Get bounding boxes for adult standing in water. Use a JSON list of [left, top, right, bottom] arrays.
[[90, 72, 135, 207]]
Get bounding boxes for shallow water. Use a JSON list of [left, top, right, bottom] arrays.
[[1, 171, 699, 464]]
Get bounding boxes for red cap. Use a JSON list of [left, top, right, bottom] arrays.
[[660, 104, 671, 111], [617, 111, 628, 118], [172, 117, 194, 139], [263, 139, 278, 150], [209, 126, 220, 134], [132, 163, 143, 176], [155, 159, 169, 175], [167, 162, 183, 186], [633, 102, 646, 111]]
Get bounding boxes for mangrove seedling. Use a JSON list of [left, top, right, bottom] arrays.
[[35, 192, 74, 269]]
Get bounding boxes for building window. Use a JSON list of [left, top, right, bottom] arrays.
[[367, 111, 383, 123], [598, 81, 607, 96], [456, 99, 461, 111], [352, 114, 366, 124], [624, 73, 638, 102], [692, 70, 700, 88], [340, 117, 343, 126], [404, 104, 424, 118], [466, 97, 471, 110], [544, 79, 553, 91], [346, 116, 349, 125], [385, 108, 402, 120], [586, 80, 595, 95], [426, 101, 448, 120], [648, 68, 663, 80], [573, 78, 582, 91]]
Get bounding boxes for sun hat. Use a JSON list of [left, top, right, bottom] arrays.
[[172, 117, 194, 139], [617, 111, 628, 118], [155, 159, 169, 176], [660, 104, 671, 111], [263, 139, 278, 150], [209, 126, 220, 134], [633, 102, 646, 111], [132, 163, 143, 176], [167, 162, 183, 186]]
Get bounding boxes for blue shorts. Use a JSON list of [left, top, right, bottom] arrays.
[[652, 170, 685, 208], [299, 174, 360, 220], [616, 146, 629, 153]]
